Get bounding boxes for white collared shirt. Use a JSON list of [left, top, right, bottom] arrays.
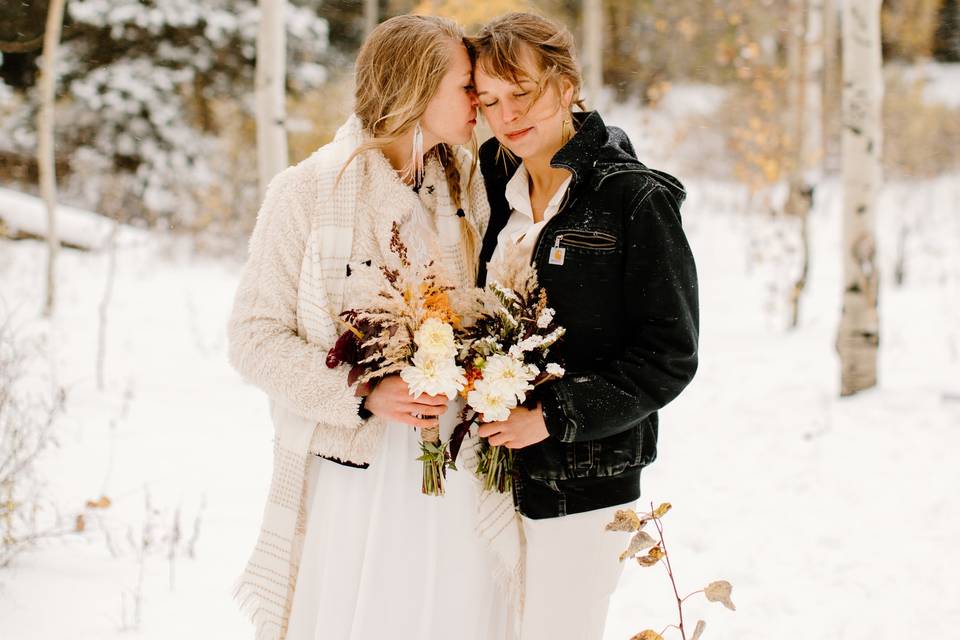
[[489, 163, 572, 267]]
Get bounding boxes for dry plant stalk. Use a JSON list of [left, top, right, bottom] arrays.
[[0, 317, 63, 567], [607, 503, 736, 640]]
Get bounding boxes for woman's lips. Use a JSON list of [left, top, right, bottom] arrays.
[[506, 127, 533, 140]]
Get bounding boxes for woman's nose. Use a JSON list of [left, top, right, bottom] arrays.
[[501, 102, 520, 124]]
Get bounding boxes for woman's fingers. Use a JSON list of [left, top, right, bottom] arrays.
[[390, 412, 441, 429], [487, 432, 512, 447], [477, 422, 502, 439], [364, 375, 453, 427], [412, 393, 449, 406], [480, 422, 513, 446], [404, 402, 447, 417]]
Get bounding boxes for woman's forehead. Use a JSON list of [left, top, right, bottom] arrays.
[[474, 59, 539, 89], [474, 43, 542, 81]]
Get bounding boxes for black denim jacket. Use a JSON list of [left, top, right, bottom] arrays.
[[477, 111, 700, 519]]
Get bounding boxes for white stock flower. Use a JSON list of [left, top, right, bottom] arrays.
[[413, 317, 457, 359], [536, 307, 556, 329], [509, 334, 545, 359], [482, 354, 538, 404], [467, 377, 515, 423], [400, 351, 466, 400], [546, 362, 565, 377]]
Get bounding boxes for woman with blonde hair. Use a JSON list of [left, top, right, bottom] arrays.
[[228, 15, 517, 640], [469, 12, 700, 640]]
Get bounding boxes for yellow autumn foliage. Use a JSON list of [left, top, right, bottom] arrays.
[[411, 0, 533, 30]]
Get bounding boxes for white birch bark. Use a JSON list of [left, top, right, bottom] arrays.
[[365, 0, 378, 37], [806, 0, 824, 170], [255, 0, 289, 202], [37, 0, 66, 318], [787, 0, 826, 328], [837, 0, 882, 396], [786, 0, 810, 328], [583, 0, 603, 110], [823, 0, 839, 172]]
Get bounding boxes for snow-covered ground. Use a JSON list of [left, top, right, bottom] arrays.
[[897, 61, 960, 108], [1, 171, 958, 640]]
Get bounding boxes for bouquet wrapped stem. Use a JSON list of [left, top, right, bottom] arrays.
[[418, 424, 450, 496]]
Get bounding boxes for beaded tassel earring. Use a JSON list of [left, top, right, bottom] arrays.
[[410, 121, 425, 187]]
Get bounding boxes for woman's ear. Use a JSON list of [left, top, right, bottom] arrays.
[[560, 77, 576, 109]]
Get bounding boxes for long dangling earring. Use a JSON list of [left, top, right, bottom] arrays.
[[495, 142, 519, 173], [410, 121, 425, 187], [561, 115, 574, 145]]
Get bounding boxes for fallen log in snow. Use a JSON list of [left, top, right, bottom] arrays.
[[0, 187, 145, 251]]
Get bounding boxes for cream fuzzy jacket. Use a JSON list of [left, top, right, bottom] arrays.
[[227, 116, 522, 640]]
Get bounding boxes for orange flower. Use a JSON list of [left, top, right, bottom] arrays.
[[421, 283, 461, 328], [460, 367, 484, 398]]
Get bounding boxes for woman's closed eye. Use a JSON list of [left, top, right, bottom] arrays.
[[481, 93, 528, 108]]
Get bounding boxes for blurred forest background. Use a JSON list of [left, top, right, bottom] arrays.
[[1, 0, 957, 244]]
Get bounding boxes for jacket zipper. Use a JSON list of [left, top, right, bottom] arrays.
[[534, 168, 648, 259], [554, 230, 617, 250]]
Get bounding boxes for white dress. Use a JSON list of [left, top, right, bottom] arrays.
[[286, 401, 508, 640], [285, 154, 510, 640]]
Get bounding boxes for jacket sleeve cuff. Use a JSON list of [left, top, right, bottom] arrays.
[[537, 381, 579, 443], [357, 395, 373, 420]]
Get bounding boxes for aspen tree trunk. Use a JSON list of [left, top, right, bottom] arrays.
[[787, 0, 825, 329], [837, 0, 882, 396], [583, 0, 603, 110], [38, 0, 66, 318], [823, 0, 839, 172], [365, 0, 378, 37], [806, 0, 824, 168], [255, 0, 289, 201], [786, 0, 812, 329]]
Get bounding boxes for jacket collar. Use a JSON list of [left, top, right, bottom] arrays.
[[549, 111, 609, 188], [548, 111, 686, 202]]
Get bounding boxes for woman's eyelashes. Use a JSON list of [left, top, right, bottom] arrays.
[[480, 92, 530, 109]]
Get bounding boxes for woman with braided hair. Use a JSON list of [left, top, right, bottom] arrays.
[[228, 15, 518, 640]]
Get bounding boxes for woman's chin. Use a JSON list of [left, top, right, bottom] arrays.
[[445, 130, 473, 146], [496, 138, 534, 160]]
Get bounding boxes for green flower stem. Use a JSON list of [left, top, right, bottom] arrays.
[[476, 441, 514, 494], [418, 434, 450, 497]]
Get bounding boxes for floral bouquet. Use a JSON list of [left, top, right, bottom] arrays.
[[326, 222, 467, 496], [450, 243, 566, 493]]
